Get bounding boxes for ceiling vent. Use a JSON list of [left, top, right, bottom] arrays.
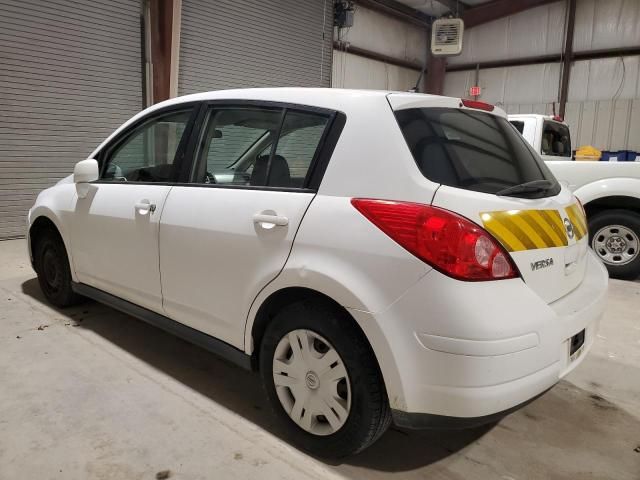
[[431, 18, 464, 56]]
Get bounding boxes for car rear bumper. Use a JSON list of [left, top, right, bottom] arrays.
[[391, 387, 552, 430], [350, 249, 608, 423]]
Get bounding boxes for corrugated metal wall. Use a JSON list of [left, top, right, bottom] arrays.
[[178, 0, 333, 94], [443, 0, 640, 151], [0, 0, 143, 240], [332, 50, 421, 90], [331, 5, 427, 90]]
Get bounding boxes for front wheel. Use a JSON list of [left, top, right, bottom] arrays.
[[589, 209, 640, 280], [259, 300, 391, 458], [34, 231, 82, 307]]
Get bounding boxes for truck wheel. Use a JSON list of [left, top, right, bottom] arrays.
[[259, 299, 391, 458], [589, 209, 640, 280]]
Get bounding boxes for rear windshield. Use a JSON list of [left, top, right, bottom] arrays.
[[510, 120, 525, 134], [542, 121, 571, 157], [395, 108, 560, 197]]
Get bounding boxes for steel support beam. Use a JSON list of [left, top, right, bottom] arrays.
[[425, 54, 447, 95], [558, 0, 576, 119], [462, 0, 560, 29], [334, 41, 423, 70], [353, 0, 430, 27], [433, 0, 467, 14], [445, 46, 640, 72], [147, 0, 181, 104]]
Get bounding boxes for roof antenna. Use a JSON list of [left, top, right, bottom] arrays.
[[409, 0, 434, 93]]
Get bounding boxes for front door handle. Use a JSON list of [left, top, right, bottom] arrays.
[[135, 200, 156, 215], [253, 213, 288, 227]]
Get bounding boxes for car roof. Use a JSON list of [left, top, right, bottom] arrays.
[[90, 88, 508, 158], [150, 87, 507, 118], [153, 87, 425, 111]]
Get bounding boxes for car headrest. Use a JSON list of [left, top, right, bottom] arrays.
[[541, 136, 551, 153], [553, 141, 564, 154], [250, 154, 291, 187]]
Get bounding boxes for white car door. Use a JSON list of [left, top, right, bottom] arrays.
[[159, 104, 340, 348], [70, 106, 197, 312]]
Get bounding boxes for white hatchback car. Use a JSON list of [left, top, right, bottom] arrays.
[[28, 88, 608, 457]]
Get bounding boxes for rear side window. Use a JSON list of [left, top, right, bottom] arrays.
[[394, 108, 560, 197], [542, 121, 571, 157], [271, 111, 328, 187], [193, 106, 329, 189]]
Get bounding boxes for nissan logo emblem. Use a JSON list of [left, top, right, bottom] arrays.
[[564, 218, 574, 239]]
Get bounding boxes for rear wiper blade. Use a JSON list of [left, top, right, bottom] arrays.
[[496, 180, 554, 196]]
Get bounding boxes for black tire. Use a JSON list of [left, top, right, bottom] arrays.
[[588, 209, 640, 280], [33, 230, 82, 307], [259, 299, 391, 458]]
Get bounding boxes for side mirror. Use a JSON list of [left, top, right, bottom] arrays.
[[74, 159, 99, 184]]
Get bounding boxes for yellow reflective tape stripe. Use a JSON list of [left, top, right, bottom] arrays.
[[496, 214, 538, 250], [480, 209, 569, 252], [481, 215, 526, 252], [508, 214, 550, 249], [572, 204, 588, 235], [539, 210, 569, 246], [523, 211, 559, 247], [566, 204, 587, 240]]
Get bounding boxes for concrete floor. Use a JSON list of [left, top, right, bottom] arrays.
[[0, 238, 638, 480]]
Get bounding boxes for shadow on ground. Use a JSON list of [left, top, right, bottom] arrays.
[[20, 277, 496, 472]]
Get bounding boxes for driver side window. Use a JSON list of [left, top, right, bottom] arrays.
[[101, 109, 192, 183]]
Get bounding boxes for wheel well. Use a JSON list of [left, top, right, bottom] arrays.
[[29, 216, 61, 258], [250, 287, 376, 372], [584, 196, 640, 218]]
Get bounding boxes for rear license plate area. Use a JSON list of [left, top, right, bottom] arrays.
[[569, 329, 586, 362]]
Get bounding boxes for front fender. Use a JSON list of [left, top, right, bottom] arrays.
[[573, 178, 640, 205], [28, 184, 78, 281]]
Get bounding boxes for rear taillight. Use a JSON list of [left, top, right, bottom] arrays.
[[461, 99, 495, 112], [351, 199, 519, 281]]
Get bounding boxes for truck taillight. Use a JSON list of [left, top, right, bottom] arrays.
[[351, 199, 520, 281]]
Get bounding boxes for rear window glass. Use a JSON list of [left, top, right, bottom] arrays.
[[510, 120, 525, 134], [395, 108, 560, 197], [542, 121, 571, 157]]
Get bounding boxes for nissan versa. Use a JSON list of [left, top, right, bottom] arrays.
[[28, 88, 608, 457]]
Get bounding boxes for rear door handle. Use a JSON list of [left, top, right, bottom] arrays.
[[135, 200, 156, 214], [253, 213, 288, 227]]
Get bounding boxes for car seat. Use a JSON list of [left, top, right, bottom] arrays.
[[250, 154, 291, 187]]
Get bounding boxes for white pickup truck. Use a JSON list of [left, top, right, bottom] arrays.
[[510, 114, 640, 279]]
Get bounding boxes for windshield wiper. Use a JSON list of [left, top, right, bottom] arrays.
[[496, 179, 555, 196]]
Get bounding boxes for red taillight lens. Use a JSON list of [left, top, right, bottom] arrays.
[[461, 99, 495, 112], [351, 199, 519, 281]]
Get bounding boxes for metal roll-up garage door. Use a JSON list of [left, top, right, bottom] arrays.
[[179, 0, 333, 95], [0, 0, 143, 239]]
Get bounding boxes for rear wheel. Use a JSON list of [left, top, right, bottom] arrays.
[[34, 230, 82, 307], [259, 299, 391, 458], [589, 209, 640, 280]]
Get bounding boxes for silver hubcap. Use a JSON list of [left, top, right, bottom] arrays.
[[272, 329, 351, 436], [592, 224, 639, 266]]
